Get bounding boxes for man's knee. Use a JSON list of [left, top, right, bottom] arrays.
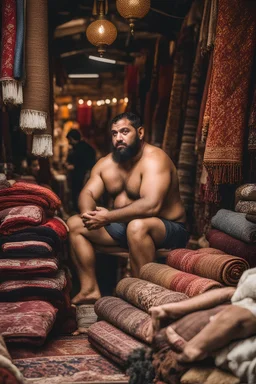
[[67, 214, 83, 234], [127, 219, 148, 239]]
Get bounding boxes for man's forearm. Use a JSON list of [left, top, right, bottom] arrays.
[[107, 198, 159, 223], [78, 190, 97, 213]]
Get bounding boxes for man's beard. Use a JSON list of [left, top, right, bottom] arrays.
[[112, 135, 141, 163]]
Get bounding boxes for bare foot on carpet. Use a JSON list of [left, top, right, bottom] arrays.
[[72, 327, 88, 336], [71, 290, 101, 306]]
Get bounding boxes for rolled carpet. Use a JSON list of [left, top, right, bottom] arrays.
[[206, 229, 256, 267], [246, 213, 256, 224], [235, 200, 256, 215], [0, 335, 24, 383], [94, 297, 151, 343], [211, 209, 256, 243], [88, 321, 145, 366], [166, 248, 249, 286], [140, 263, 222, 297], [116, 278, 188, 312]]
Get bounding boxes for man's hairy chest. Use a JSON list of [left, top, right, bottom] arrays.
[[103, 167, 142, 200]]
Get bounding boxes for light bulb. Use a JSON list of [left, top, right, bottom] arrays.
[[112, 98, 117, 103], [78, 99, 84, 105], [105, 99, 111, 104], [87, 100, 92, 106], [67, 103, 73, 109], [124, 97, 129, 103]]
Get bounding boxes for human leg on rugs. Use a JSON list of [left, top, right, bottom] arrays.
[[146, 287, 235, 342], [178, 305, 256, 363]]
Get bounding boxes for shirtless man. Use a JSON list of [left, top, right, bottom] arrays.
[[67, 112, 189, 305]]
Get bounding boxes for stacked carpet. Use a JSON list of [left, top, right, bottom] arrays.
[[0, 181, 76, 346], [207, 207, 256, 267], [235, 184, 256, 223], [0, 335, 24, 383], [166, 248, 249, 285], [140, 263, 223, 297]]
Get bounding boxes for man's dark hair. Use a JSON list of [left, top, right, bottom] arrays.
[[110, 112, 141, 130], [66, 129, 81, 141]]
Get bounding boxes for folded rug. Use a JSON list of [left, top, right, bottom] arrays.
[[116, 278, 188, 312], [211, 209, 256, 243], [2, 241, 53, 258], [0, 269, 67, 302], [0, 205, 45, 235], [0, 229, 60, 249], [166, 248, 249, 285], [246, 213, 256, 224], [0, 335, 24, 383], [140, 263, 222, 297], [88, 321, 145, 366], [235, 184, 256, 203], [0, 257, 58, 278], [94, 297, 151, 343], [206, 229, 256, 267], [0, 182, 61, 214], [235, 200, 256, 215], [0, 301, 57, 345]]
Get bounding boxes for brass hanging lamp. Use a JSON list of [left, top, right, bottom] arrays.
[[86, 0, 117, 57], [116, 0, 150, 35]]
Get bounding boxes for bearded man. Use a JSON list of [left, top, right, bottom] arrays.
[[67, 112, 189, 305]]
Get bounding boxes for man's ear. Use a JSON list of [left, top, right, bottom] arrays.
[[138, 126, 144, 140]]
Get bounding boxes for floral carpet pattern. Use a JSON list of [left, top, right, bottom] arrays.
[[8, 334, 129, 383]]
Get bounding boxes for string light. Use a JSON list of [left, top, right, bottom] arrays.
[[112, 98, 117, 103], [87, 100, 92, 106], [96, 100, 101, 106], [105, 99, 111, 104], [78, 99, 84, 105], [67, 103, 73, 109], [124, 97, 129, 103]]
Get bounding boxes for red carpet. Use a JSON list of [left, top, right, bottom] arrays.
[[8, 334, 129, 383]]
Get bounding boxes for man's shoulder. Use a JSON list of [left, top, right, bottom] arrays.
[[143, 144, 172, 165], [95, 154, 113, 168]]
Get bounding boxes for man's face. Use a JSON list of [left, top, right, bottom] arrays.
[[30, 160, 40, 176], [111, 118, 142, 163]]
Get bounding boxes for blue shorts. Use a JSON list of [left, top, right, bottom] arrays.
[[104, 218, 189, 250]]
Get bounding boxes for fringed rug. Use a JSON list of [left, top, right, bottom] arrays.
[[9, 334, 129, 383]]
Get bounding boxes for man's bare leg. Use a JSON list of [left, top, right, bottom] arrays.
[[126, 218, 166, 277], [178, 305, 256, 363], [67, 215, 119, 305]]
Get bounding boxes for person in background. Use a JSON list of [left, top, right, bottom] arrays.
[[66, 129, 96, 212]]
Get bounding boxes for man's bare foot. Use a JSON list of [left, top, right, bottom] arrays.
[[71, 290, 101, 306], [72, 327, 88, 336]]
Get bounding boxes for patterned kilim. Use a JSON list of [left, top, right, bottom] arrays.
[[166, 248, 249, 286], [94, 297, 151, 343], [140, 263, 222, 297], [88, 321, 145, 366], [211, 209, 256, 243], [235, 200, 256, 215], [0, 335, 24, 384], [206, 229, 256, 267], [0, 301, 57, 345], [203, 0, 256, 184], [9, 334, 128, 383], [116, 278, 188, 312]]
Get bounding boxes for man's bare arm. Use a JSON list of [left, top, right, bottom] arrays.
[[78, 161, 105, 214], [107, 153, 171, 223]]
